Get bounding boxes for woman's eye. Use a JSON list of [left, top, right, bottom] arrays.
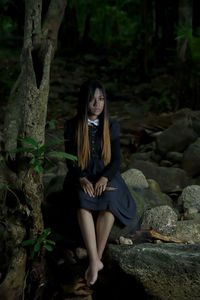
[[99, 97, 104, 101]]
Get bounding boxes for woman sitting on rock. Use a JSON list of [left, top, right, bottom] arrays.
[[64, 79, 136, 286]]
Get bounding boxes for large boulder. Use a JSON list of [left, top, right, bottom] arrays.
[[181, 138, 200, 177], [105, 243, 200, 300], [129, 160, 188, 193], [155, 122, 197, 155], [140, 205, 178, 235], [178, 185, 200, 211], [121, 168, 149, 189], [175, 220, 200, 243]]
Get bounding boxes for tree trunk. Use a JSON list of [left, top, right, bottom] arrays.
[[0, 0, 67, 299]]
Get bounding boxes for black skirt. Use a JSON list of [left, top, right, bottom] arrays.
[[64, 170, 136, 227]]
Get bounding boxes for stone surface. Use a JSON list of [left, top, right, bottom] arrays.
[[121, 168, 149, 189], [105, 243, 200, 300], [159, 160, 173, 167], [166, 151, 183, 163], [75, 247, 87, 260], [181, 138, 200, 177], [147, 179, 161, 193], [178, 185, 200, 211], [129, 160, 188, 193], [150, 151, 162, 163], [155, 122, 197, 155], [175, 220, 200, 243], [130, 152, 150, 162], [140, 205, 178, 235]]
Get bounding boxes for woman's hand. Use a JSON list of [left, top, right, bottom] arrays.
[[79, 177, 95, 197], [94, 176, 108, 197]]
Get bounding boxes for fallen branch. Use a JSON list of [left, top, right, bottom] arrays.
[[125, 229, 184, 244]]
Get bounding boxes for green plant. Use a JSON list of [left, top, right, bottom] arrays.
[[46, 119, 56, 129], [8, 136, 77, 173], [22, 228, 56, 259]]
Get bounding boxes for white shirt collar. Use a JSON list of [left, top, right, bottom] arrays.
[[88, 118, 99, 126]]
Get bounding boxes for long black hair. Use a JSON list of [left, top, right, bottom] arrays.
[[76, 79, 111, 169]]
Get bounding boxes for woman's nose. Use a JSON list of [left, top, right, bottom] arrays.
[[94, 98, 100, 105]]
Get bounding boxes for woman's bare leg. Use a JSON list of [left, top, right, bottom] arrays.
[[96, 210, 115, 260], [77, 208, 103, 286]]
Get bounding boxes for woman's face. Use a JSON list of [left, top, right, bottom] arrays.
[[88, 88, 104, 119]]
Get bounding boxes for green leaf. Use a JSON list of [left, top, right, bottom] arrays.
[[9, 147, 35, 154], [34, 164, 43, 173], [30, 157, 37, 165], [47, 151, 77, 162], [45, 244, 53, 251], [37, 145, 47, 156], [34, 242, 41, 253], [44, 139, 66, 148], [46, 239, 56, 246], [46, 119, 56, 129], [19, 137, 38, 148], [22, 238, 37, 247], [1, 158, 6, 165], [42, 228, 51, 238]]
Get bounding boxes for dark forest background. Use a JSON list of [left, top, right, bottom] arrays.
[[1, 0, 200, 128], [1, 1, 200, 299]]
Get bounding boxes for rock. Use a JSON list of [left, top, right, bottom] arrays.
[[159, 160, 173, 167], [119, 236, 133, 245], [147, 179, 174, 211], [109, 186, 173, 241], [121, 168, 149, 189], [139, 142, 155, 152], [156, 122, 197, 155], [129, 160, 188, 193], [181, 138, 200, 177], [59, 249, 77, 266], [75, 247, 87, 260], [178, 185, 200, 211], [192, 119, 200, 136], [140, 205, 178, 235], [151, 150, 162, 163], [184, 207, 199, 220], [105, 243, 200, 300], [166, 151, 183, 163], [175, 220, 200, 243], [120, 138, 130, 146], [130, 152, 150, 162], [147, 179, 161, 193]]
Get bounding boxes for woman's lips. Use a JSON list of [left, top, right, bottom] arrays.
[[93, 108, 101, 112]]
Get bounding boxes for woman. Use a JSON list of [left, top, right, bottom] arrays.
[[64, 79, 136, 286]]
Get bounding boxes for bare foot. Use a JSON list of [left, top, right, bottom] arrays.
[[85, 260, 104, 286]]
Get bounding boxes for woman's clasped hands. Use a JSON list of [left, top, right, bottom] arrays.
[[80, 176, 108, 197]]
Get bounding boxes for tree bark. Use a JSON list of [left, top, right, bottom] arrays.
[[0, 0, 67, 299]]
